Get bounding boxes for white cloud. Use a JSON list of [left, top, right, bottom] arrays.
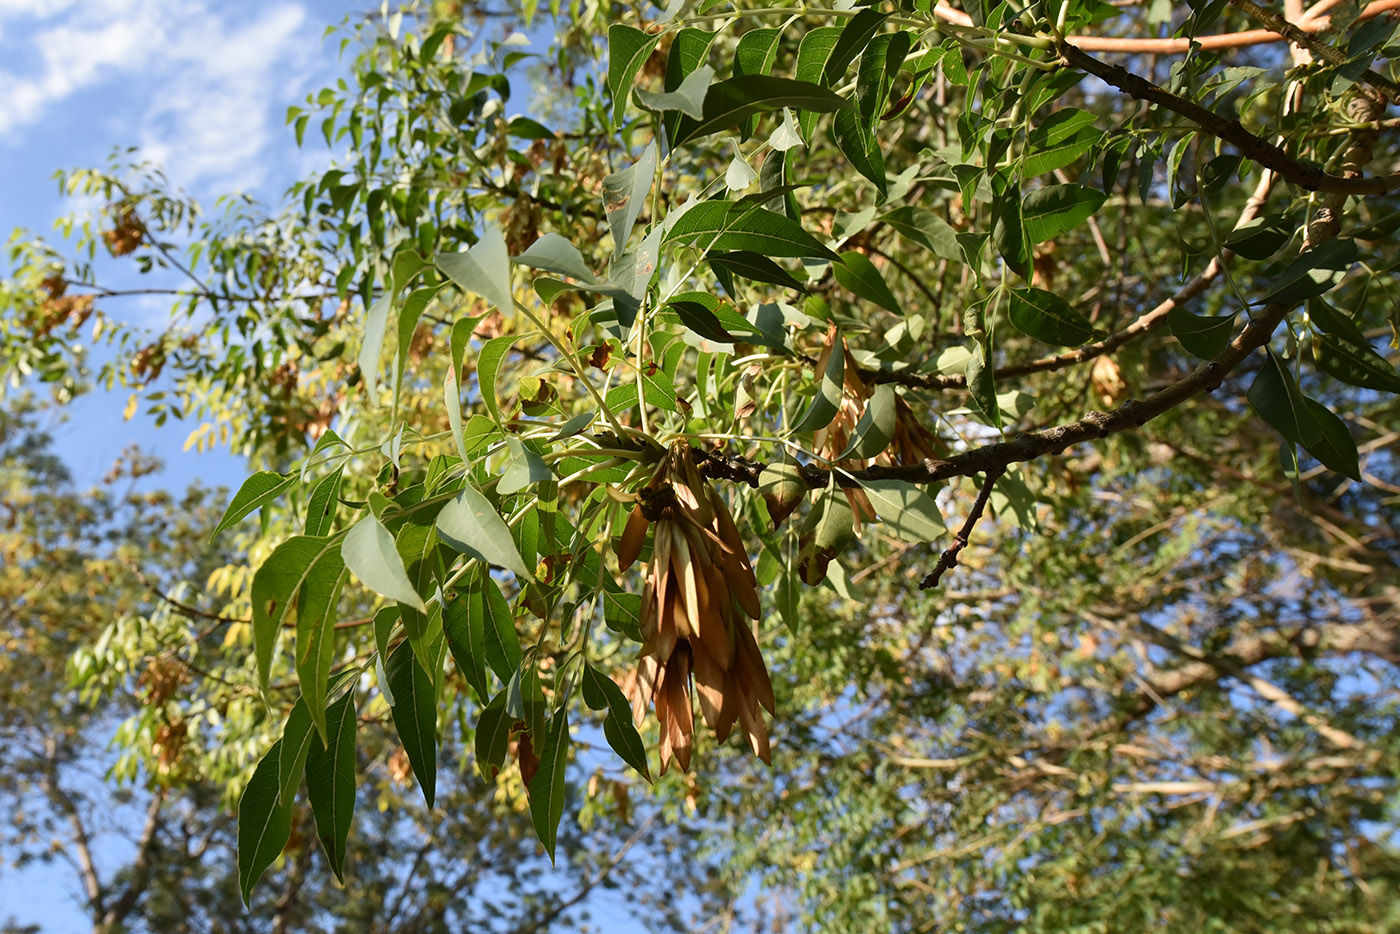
[[0, 0, 329, 194]]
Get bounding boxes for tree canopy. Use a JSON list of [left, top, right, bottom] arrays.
[[4, 0, 1400, 930]]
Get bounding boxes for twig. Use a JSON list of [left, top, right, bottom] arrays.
[[920, 468, 1004, 589]]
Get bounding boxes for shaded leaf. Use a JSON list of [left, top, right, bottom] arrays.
[[1261, 239, 1358, 305], [837, 383, 897, 460], [1008, 288, 1096, 346], [881, 206, 960, 261], [834, 251, 900, 314], [1022, 185, 1108, 243], [306, 689, 357, 881], [528, 710, 571, 863], [1169, 308, 1236, 358], [386, 638, 438, 808], [1303, 399, 1361, 480], [1314, 331, 1400, 392], [237, 740, 292, 905], [791, 332, 844, 432]]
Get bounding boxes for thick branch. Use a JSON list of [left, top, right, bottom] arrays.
[[1058, 44, 1400, 195], [1227, 0, 1400, 102]]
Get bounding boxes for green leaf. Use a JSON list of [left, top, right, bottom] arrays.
[[476, 334, 517, 426], [435, 225, 513, 313], [835, 251, 900, 314], [966, 333, 1001, 430], [858, 478, 947, 542], [837, 383, 897, 460], [993, 190, 1031, 280], [795, 26, 842, 138], [668, 298, 741, 343], [1008, 288, 1096, 346], [386, 638, 438, 808], [602, 712, 651, 782], [443, 586, 488, 701], [514, 233, 598, 282], [734, 27, 783, 138], [1169, 308, 1236, 358], [1314, 331, 1400, 392], [213, 471, 295, 539], [710, 251, 809, 295], [303, 466, 344, 537], [581, 664, 651, 780], [277, 697, 315, 807], [436, 484, 533, 580], [237, 740, 292, 905], [1223, 214, 1292, 260], [661, 27, 718, 143], [528, 710, 571, 863], [474, 691, 513, 779], [342, 514, 427, 612], [445, 314, 486, 462], [251, 536, 339, 696], [832, 105, 886, 196], [358, 293, 393, 402], [601, 141, 658, 259], [637, 64, 713, 119], [306, 689, 357, 881], [479, 574, 522, 682], [607, 24, 661, 127], [791, 333, 845, 433], [666, 201, 839, 262], [1261, 239, 1358, 305], [1303, 399, 1361, 480], [684, 75, 851, 148], [807, 482, 855, 553], [394, 518, 443, 677], [1022, 185, 1108, 243], [394, 285, 442, 403], [881, 206, 960, 261], [500, 436, 552, 494], [294, 548, 347, 742], [671, 75, 850, 149], [1023, 109, 1103, 177], [1248, 349, 1313, 446], [824, 8, 890, 85]]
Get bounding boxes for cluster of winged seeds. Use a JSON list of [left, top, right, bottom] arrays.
[[811, 324, 943, 528], [616, 443, 775, 774]]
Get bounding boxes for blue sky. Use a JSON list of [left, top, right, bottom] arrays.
[[0, 1, 361, 928], [0, 0, 363, 494]]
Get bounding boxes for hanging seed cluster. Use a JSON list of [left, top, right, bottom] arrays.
[[617, 443, 775, 774]]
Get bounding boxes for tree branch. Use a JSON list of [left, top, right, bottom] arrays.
[[1057, 43, 1400, 195], [921, 468, 1004, 589]]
